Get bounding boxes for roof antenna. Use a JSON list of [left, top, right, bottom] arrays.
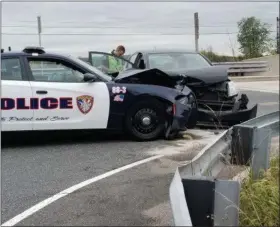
[[8, 46, 11, 51], [1, 49, 4, 53]]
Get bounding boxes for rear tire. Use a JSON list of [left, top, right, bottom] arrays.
[[124, 99, 167, 141]]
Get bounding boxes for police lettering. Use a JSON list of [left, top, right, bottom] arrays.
[[1, 97, 73, 110]]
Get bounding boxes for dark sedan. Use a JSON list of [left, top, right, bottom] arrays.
[[86, 49, 258, 128]]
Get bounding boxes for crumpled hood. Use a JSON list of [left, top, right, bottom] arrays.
[[165, 65, 230, 85], [113, 65, 230, 88], [114, 68, 178, 88]]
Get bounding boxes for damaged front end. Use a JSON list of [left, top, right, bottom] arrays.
[[114, 69, 198, 136], [185, 79, 258, 128], [114, 67, 257, 129]]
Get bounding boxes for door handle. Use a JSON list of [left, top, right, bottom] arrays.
[[36, 90, 48, 94]]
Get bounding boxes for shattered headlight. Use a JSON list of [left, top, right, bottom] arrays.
[[227, 81, 238, 97]]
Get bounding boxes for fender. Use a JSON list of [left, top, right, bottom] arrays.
[[105, 82, 192, 129]]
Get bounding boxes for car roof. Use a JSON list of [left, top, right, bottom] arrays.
[[1, 46, 73, 59], [1, 48, 199, 58], [131, 49, 198, 54], [1, 51, 66, 58]]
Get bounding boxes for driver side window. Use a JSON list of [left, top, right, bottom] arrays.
[[28, 59, 85, 83]]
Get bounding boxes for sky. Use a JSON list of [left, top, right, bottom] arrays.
[[1, 1, 279, 57]]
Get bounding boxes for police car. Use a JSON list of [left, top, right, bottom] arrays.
[[1, 47, 197, 141]]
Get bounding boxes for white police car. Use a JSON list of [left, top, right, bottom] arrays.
[[1, 47, 197, 141]]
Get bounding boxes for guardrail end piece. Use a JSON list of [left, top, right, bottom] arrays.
[[181, 177, 215, 227], [169, 168, 193, 226], [251, 127, 272, 180]]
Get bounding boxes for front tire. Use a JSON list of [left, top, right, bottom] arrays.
[[125, 99, 167, 141]]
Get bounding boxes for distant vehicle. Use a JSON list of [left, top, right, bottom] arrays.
[[1, 47, 198, 141], [87, 49, 258, 128]]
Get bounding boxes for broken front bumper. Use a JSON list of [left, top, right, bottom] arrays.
[[196, 94, 258, 128], [164, 98, 195, 139]]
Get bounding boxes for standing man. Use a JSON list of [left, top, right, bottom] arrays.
[[111, 45, 126, 57], [108, 45, 126, 73]]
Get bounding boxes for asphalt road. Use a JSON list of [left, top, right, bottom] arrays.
[[1, 89, 279, 226], [245, 90, 279, 116]]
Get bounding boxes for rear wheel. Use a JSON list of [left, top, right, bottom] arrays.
[[125, 99, 167, 141]]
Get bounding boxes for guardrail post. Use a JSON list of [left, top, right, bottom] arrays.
[[251, 127, 272, 179], [231, 125, 273, 179], [231, 125, 255, 165]]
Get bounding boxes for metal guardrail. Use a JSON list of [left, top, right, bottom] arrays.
[[169, 111, 280, 226], [213, 61, 268, 66], [231, 111, 279, 179], [179, 129, 232, 178], [212, 61, 269, 75], [33, 60, 268, 76]]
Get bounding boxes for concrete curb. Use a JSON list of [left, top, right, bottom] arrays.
[[230, 75, 279, 82]]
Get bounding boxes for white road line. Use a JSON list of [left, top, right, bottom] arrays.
[[1, 155, 164, 227]]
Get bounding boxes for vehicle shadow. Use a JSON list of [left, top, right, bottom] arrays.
[[1, 129, 191, 149], [1, 130, 133, 149]]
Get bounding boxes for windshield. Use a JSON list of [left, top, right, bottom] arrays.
[[147, 52, 211, 71], [68, 55, 113, 81]]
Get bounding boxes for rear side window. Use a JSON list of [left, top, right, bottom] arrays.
[[1, 58, 23, 81]]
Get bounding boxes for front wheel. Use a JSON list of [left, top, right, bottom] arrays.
[[124, 99, 167, 141]]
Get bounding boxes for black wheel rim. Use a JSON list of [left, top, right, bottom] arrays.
[[132, 108, 159, 134]]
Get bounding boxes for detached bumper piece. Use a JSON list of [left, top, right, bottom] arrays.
[[196, 94, 258, 128], [165, 101, 193, 139]]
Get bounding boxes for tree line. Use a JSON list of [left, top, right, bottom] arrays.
[[200, 16, 279, 62]]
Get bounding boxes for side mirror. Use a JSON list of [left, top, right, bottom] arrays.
[[84, 73, 97, 82]]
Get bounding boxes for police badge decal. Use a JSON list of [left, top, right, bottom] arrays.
[[76, 95, 94, 114]]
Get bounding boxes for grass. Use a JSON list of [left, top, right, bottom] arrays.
[[239, 155, 279, 226]]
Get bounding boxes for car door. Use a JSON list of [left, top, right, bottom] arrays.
[[25, 56, 110, 130], [1, 56, 34, 131], [88, 51, 137, 75], [128, 52, 147, 70], [128, 52, 139, 65]]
